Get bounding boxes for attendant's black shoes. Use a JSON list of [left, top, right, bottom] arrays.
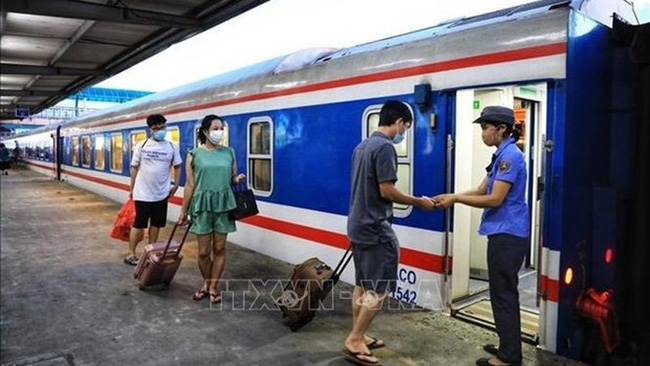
[[476, 356, 521, 366], [483, 344, 499, 356]]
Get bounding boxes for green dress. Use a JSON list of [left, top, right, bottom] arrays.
[[188, 146, 237, 235]]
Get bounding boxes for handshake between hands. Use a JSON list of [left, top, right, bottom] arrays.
[[417, 194, 456, 211]]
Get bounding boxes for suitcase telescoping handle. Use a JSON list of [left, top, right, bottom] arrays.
[[161, 221, 192, 259], [330, 246, 353, 285]]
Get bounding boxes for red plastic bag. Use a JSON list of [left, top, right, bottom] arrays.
[[110, 198, 142, 242]]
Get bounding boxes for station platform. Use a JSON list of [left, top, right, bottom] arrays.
[[1, 169, 580, 366]]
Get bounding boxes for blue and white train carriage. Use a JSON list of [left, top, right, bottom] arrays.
[[10, 0, 646, 363]]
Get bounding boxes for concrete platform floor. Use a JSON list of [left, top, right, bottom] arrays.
[[1, 169, 586, 366]]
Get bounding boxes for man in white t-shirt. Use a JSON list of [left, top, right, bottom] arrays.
[[124, 114, 183, 265]]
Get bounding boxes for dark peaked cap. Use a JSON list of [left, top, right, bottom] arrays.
[[472, 106, 515, 126]]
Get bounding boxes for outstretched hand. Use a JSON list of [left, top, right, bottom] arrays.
[[418, 196, 436, 211], [431, 194, 456, 209]]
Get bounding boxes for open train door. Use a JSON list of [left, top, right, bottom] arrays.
[[447, 84, 548, 343]]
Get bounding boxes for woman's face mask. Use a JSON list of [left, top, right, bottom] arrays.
[[207, 129, 223, 145], [152, 129, 167, 141]]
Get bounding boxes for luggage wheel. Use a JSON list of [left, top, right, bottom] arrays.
[[290, 324, 299, 332], [138, 285, 145, 291]]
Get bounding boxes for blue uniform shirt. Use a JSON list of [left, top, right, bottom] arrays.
[[479, 137, 530, 238]]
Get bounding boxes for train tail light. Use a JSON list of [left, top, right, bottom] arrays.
[[576, 288, 620, 354], [605, 248, 613, 264]]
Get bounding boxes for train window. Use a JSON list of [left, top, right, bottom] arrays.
[[366, 113, 409, 157], [222, 123, 229, 147], [251, 160, 271, 190], [194, 126, 201, 147], [247, 118, 273, 195], [94, 135, 105, 170], [81, 136, 91, 167], [166, 126, 180, 180], [194, 121, 229, 147], [362, 104, 414, 214], [72, 137, 79, 166], [44, 145, 52, 161], [395, 165, 411, 210], [110, 133, 123, 173], [130, 131, 147, 160], [166, 126, 180, 145], [250, 122, 270, 155]]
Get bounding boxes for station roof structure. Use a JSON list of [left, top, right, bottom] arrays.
[[68, 86, 153, 103], [0, 0, 269, 120]]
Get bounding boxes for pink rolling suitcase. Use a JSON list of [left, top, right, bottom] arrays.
[[133, 222, 191, 290]]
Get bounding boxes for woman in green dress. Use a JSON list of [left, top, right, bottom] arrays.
[[179, 114, 245, 304]]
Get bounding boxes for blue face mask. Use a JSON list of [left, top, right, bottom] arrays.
[[152, 129, 167, 141], [392, 132, 405, 144]]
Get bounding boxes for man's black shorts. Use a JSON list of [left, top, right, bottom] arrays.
[[134, 199, 168, 229], [351, 239, 399, 294]]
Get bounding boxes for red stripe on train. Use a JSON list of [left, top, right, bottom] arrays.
[[24, 160, 55, 171], [241, 215, 448, 274], [56, 166, 448, 274], [91, 43, 566, 128], [61, 167, 184, 205], [540, 275, 560, 302]]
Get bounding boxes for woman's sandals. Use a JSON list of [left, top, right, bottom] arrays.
[[192, 288, 209, 301]]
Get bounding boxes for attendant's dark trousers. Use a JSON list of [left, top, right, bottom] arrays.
[[487, 233, 528, 363]]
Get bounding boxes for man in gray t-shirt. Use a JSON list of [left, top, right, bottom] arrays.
[[343, 100, 435, 366]]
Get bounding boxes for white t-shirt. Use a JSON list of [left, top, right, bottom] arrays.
[[131, 139, 182, 202]]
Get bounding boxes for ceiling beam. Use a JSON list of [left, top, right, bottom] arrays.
[[0, 8, 7, 34], [1, 63, 100, 76], [51, 20, 96, 66], [201, 0, 269, 26], [2, 0, 202, 29], [0, 90, 55, 97]]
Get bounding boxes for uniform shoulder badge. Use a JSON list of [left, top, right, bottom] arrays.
[[498, 160, 511, 173]]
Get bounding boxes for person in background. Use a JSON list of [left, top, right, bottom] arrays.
[[433, 106, 528, 366], [179, 114, 245, 304], [124, 114, 182, 265], [344, 100, 435, 366], [0, 143, 10, 175], [11, 141, 20, 166]]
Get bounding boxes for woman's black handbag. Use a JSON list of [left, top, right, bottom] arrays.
[[229, 183, 259, 220]]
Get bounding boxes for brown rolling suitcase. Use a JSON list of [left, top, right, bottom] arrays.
[[278, 247, 353, 331], [133, 222, 191, 290]]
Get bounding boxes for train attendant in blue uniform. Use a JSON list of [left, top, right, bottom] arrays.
[[434, 106, 528, 366]]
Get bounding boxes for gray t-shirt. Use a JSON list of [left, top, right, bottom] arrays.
[[347, 131, 398, 245]]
